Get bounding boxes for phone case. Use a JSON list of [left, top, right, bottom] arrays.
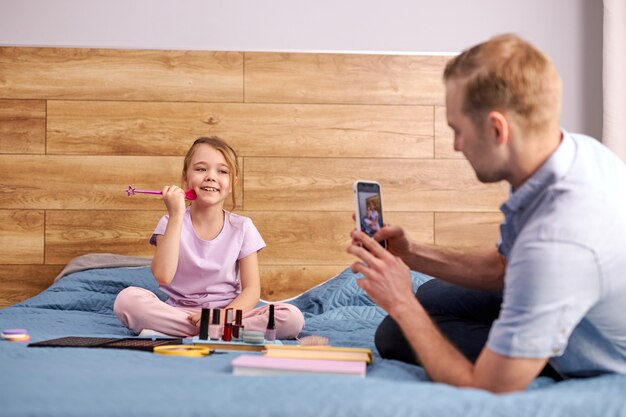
[[353, 180, 386, 248]]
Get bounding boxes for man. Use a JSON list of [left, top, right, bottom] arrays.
[[347, 34, 626, 393]]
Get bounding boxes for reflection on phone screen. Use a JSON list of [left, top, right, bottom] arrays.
[[355, 181, 385, 248]]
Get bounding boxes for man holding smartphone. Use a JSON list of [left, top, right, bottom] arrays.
[[347, 34, 626, 393]]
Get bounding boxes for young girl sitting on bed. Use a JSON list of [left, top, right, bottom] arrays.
[[114, 136, 305, 338]]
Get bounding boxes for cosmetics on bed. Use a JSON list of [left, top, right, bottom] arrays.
[[1, 328, 30, 342], [209, 308, 221, 340], [223, 308, 233, 342], [199, 308, 210, 340], [233, 309, 244, 341], [265, 304, 276, 342], [242, 330, 265, 344]]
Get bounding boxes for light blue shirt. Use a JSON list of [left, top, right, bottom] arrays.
[[487, 131, 626, 377]]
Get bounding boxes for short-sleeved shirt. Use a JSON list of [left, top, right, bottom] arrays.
[[487, 131, 626, 377], [150, 209, 266, 309]]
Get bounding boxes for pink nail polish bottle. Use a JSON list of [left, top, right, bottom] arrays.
[[209, 308, 221, 340], [265, 304, 276, 342]]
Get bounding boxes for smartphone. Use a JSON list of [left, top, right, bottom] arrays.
[[353, 180, 386, 248]]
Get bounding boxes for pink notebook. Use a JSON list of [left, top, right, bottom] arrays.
[[231, 354, 366, 377]]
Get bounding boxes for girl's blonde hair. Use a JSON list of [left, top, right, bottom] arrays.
[[443, 34, 562, 135], [182, 136, 239, 210]]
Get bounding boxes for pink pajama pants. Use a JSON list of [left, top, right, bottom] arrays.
[[114, 286, 305, 339]]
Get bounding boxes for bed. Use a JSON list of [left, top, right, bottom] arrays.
[[1, 258, 625, 417]]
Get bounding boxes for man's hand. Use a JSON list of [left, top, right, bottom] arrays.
[[347, 230, 415, 314], [373, 224, 412, 259]]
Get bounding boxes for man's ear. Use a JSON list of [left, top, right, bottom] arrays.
[[487, 111, 509, 146]]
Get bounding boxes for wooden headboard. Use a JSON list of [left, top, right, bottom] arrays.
[[0, 47, 507, 307]]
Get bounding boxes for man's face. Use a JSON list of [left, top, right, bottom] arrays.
[[445, 80, 507, 184]]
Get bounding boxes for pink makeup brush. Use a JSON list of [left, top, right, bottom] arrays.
[[126, 185, 197, 200]]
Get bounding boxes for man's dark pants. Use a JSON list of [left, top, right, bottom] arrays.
[[374, 279, 561, 379]]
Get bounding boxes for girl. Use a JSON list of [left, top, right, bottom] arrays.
[[114, 137, 305, 339]]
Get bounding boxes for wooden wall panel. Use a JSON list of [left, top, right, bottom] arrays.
[[434, 212, 503, 247], [260, 265, 345, 300], [0, 99, 46, 154], [244, 157, 508, 212], [0, 155, 243, 211], [0, 48, 244, 102], [45, 210, 163, 264], [250, 211, 433, 266], [0, 265, 64, 308], [435, 106, 461, 159], [47, 101, 434, 158], [245, 53, 450, 105], [0, 210, 44, 263], [0, 47, 511, 306]]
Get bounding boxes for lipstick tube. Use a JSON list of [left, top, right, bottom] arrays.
[[199, 308, 210, 340], [233, 309, 244, 340], [265, 304, 276, 342], [223, 308, 233, 342], [209, 308, 221, 340]]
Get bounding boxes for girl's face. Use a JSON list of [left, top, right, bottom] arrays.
[[184, 144, 233, 207]]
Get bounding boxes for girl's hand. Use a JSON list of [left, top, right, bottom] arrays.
[[188, 311, 201, 327], [161, 185, 186, 218]]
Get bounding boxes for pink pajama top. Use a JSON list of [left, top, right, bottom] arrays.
[[150, 208, 266, 308]]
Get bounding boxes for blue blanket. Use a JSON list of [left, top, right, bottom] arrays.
[[1, 266, 625, 417]]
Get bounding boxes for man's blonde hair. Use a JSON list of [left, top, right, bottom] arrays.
[[443, 34, 562, 134]]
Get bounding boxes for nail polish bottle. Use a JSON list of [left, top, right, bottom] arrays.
[[199, 308, 210, 340], [209, 308, 221, 340], [233, 309, 244, 341], [222, 308, 233, 342], [265, 304, 276, 342]]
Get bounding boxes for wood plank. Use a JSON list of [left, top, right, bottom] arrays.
[[45, 210, 164, 264], [435, 106, 462, 159], [43, 209, 432, 267], [0, 47, 243, 102], [434, 212, 503, 247], [245, 52, 450, 105], [250, 211, 433, 265], [244, 157, 508, 212], [0, 155, 243, 210], [258, 213, 433, 300], [0, 99, 46, 118], [0, 99, 46, 154], [0, 210, 44, 263], [0, 264, 64, 308], [259, 265, 345, 301], [47, 100, 434, 158]]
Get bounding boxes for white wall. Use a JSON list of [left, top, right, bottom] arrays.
[[0, 0, 603, 138]]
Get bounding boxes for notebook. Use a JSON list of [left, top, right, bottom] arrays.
[[28, 336, 183, 351], [263, 344, 372, 363], [231, 354, 367, 377]]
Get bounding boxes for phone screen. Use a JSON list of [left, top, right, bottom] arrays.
[[354, 181, 385, 247]]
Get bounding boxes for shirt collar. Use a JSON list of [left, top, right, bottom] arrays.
[[501, 129, 576, 214]]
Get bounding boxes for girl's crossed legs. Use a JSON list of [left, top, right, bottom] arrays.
[[114, 286, 305, 339]]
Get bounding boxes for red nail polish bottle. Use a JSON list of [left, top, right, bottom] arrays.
[[223, 308, 233, 342]]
